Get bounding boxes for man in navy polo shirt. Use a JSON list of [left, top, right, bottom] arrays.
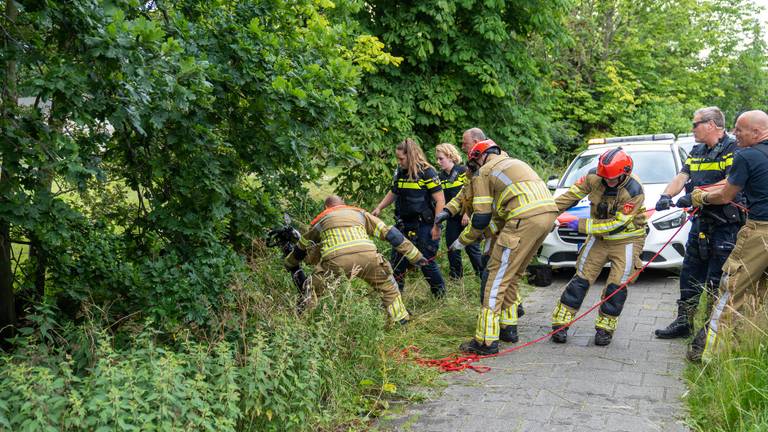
[[687, 110, 768, 362]]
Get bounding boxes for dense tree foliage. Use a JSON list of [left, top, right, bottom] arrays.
[[334, 0, 572, 201], [0, 0, 766, 428], [551, 0, 768, 144], [0, 0, 396, 332]]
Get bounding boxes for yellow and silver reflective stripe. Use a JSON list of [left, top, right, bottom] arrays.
[[475, 307, 500, 343], [585, 217, 627, 234], [373, 221, 388, 238], [321, 239, 375, 257], [567, 184, 586, 199], [620, 243, 634, 284], [595, 315, 617, 331], [498, 181, 556, 219], [604, 227, 645, 240], [403, 247, 420, 262], [500, 303, 519, 326], [552, 302, 575, 326], [320, 225, 373, 257], [473, 195, 493, 205], [446, 198, 463, 214], [387, 295, 409, 322], [703, 290, 730, 361]]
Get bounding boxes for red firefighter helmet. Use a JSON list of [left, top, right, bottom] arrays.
[[597, 147, 633, 179], [467, 139, 499, 161]]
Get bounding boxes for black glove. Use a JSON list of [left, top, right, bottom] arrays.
[[675, 194, 692, 208], [434, 209, 451, 225], [655, 194, 672, 211], [415, 257, 429, 267]]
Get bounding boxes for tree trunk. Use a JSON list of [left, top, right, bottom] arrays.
[[0, 0, 18, 347]]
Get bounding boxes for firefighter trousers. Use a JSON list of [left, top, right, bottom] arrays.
[[307, 250, 409, 321], [552, 235, 644, 333], [474, 211, 557, 344], [701, 219, 768, 360]]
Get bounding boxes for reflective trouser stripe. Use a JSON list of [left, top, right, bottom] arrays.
[[620, 243, 633, 283], [552, 301, 576, 326], [595, 315, 618, 332], [500, 303, 519, 326], [703, 290, 730, 361], [386, 295, 409, 322], [488, 247, 511, 310], [577, 236, 596, 275], [475, 307, 500, 343]]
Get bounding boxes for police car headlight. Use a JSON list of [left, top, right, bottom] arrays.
[[652, 211, 687, 230]]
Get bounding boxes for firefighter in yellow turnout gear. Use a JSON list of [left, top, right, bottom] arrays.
[[452, 139, 559, 355], [285, 196, 427, 323], [551, 148, 647, 346]]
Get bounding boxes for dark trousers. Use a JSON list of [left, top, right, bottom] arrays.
[[445, 216, 483, 278], [392, 221, 445, 296], [679, 218, 739, 307]]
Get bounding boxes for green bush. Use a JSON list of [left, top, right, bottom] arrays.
[[0, 333, 240, 431], [0, 254, 480, 431]]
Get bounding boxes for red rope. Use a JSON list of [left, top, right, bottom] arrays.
[[400, 207, 700, 373]]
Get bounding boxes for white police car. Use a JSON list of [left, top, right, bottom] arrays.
[[537, 134, 691, 275]]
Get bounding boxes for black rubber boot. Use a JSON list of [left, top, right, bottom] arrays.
[[500, 325, 519, 343], [551, 325, 567, 343], [687, 327, 707, 362], [595, 328, 613, 346], [517, 303, 525, 318], [654, 300, 692, 339], [459, 339, 499, 355]]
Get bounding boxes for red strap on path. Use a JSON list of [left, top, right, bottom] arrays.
[[400, 207, 700, 373]]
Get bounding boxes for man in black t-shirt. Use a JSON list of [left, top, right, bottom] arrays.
[[687, 110, 768, 362]]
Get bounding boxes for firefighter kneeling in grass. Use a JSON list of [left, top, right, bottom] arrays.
[[551, 148, 647, 346], [451, 139, 558, 355], [285, 195, 428, 323]]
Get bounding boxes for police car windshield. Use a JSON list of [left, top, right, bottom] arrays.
[[561, 150, 677, 187]]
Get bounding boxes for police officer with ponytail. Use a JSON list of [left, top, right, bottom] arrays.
[[373, 138, 446, 297], [654, 107, 744, 340]]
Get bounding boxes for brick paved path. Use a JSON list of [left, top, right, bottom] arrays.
[[384, 270, 690, 432]]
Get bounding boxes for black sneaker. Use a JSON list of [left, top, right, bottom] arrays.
[[517, 303, 525, 318], [687, 327, 707, 363], [551, 325, 567, 343], [500, 325, 519, 343], [459, 339, 499, 355], [595, 328, 613, 346]]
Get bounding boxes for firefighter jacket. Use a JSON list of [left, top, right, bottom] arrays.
[[556, 171, 647, 241], [445, 151, 509, 218], [683, 133, 744, 224], [285, 205, 424, 267], [392, 165, 442, 223], [458, 153, 558, 245]]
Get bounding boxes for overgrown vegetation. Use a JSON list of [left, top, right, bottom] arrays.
[[0, 0, 766, 430], [685, 309, 768, 432], [0, 241, 481, 431]]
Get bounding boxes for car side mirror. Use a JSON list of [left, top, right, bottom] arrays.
[[546, 178, 559, 191]]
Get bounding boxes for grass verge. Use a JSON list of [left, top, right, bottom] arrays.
[[684, 308, 768, 432]]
